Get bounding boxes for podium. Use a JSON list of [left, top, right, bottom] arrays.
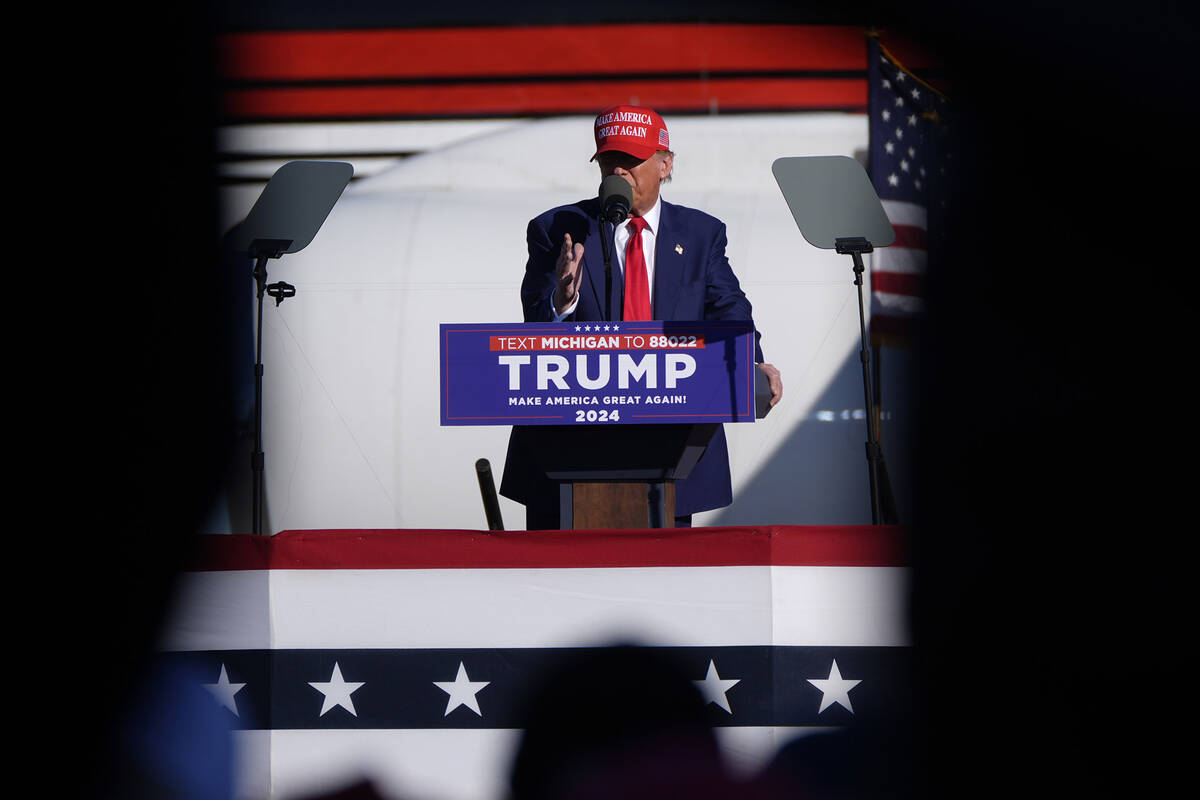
[[439, 321, 762, 530], [516, 423, 718, 528]]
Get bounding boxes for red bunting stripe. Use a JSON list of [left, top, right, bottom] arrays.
[[218, 25, 871, 81], [214, 24, 915, 120], [190, 525, 908, 571]]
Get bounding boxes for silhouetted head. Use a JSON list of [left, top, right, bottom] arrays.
[[507, 644, 731, 800]]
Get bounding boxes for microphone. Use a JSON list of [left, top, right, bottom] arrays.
[[599, 175, 633, 224]]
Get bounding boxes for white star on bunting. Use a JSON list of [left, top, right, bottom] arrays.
[[309, 662, 365, 717], [434, 662, 490, 717], [693, 660, 741, 713], [203, 664, 245, 716], [807, 659, 862, 714]]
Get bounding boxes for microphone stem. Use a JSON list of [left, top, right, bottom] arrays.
[[597, 176, 631, 319], [600, 215, 613, 321]]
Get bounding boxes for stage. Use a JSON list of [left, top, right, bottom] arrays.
[[162, 525, 910, 799]]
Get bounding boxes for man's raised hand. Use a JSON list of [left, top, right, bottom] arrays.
[[553, 233, 585, 315]]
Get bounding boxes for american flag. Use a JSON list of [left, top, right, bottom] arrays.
[[866, 36, 952, 340]]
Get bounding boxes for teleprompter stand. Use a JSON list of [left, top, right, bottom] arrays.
[[837, 236, 888, 525], [226, 161, 353, 534], [772, 155, 899, 524]]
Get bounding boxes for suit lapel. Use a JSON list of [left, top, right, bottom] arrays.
[[653, 200, 683, 320]]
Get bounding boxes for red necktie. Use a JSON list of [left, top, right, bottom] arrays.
[[622, 216, 651, 320]]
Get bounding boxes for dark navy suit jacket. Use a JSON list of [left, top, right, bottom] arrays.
[[499, 196, 764, 519]]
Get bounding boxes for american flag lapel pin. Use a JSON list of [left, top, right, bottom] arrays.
[[675, 243, 684, 255]]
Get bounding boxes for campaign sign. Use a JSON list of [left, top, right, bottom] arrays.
[[440, 321, 756, 426]]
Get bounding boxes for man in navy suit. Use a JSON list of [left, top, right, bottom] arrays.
[[501, 104, 782, 529]]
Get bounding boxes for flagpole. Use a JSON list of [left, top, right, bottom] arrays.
[[871, 338, 901, 524]]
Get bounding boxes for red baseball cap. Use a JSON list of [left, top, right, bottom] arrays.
[[590, 104, 671, 162]]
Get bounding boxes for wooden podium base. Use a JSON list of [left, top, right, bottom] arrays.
[[566, 481, 676, 529]]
